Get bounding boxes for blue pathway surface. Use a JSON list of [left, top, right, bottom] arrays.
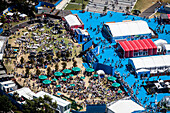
[[71, 10, 170, 110]]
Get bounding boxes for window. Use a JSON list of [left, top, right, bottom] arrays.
[[64, 106, 67, 111]]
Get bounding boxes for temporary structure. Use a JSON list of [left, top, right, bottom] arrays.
[[107, 99, 145, 113]]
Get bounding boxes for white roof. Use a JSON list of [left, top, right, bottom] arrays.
[[108, 99, 145, 113], [136, 69, 150, 74], [105, 20, 152, 37], [7, 12, 13, 16], [0, 40, 5, 52], [0, 80, 16, 89], [0, 23, 3, 26], [64, 14, 82, 27], [154, 39, 167, 46], [129, 55, 170, 70], [20, 14, 27, 17], [35, 91, 70, 107], [163, 44, 170, 50], [10, 87, 36, 100]]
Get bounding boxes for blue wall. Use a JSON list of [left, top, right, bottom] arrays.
[[54, 0, 63, 6], [71, 104, 106, 113], [35, 1, 55, 11], [0, 28, 3, 34], [93, 62, 114, 75], [82, 39, 93, 51]]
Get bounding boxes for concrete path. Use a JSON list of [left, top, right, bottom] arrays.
[[55, 0, 70, 10], [139, 2, 167, 18]]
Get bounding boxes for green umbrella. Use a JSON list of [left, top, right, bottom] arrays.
[[80, 76, 85, 79], [72, 67, 81, 72], [86, 68, 94, 72], [118, 90, 123, 93], [56, 85, 61, 88], [93, 74, 98, 77], [39, 75, 47, 80], [66, 76, 70, 79], [52, 78, 57, 81], [69, 74, 74, 77], [54, 72, 63, 77], [112, 83, 120, 87], [62, 78, 67, 81], [63, 69, 72, 74], [70, 84, 75, 87], [43, 80, 51, 84], [108, 76, 117, 81]]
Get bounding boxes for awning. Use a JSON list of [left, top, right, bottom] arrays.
[[136, 69, 150, 75]]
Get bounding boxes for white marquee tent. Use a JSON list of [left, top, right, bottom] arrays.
[[107, 99, 145, 113], [104, 20, 152, 37], [129, 55, 170, 74], [64, 14, 81, 27]]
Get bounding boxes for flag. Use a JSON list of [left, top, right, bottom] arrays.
[[92, 46, 100, 55]]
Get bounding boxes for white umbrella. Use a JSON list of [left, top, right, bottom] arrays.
[[97, 70, 105, 75], [7, 12, 13, 16], [20, 14, 27, 18]]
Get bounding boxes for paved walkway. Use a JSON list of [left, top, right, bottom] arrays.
[[55, 0, 70, 10], [139, 2, 167, 18]]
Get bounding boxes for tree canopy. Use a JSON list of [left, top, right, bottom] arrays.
[[0, 95, 13, 112]]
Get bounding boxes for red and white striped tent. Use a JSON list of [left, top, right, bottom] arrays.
[[118, 39, 157, 58]]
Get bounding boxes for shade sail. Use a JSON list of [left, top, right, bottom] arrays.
[[112, 83, 120, 87], [108, 76, 117, 81], [80, 76, 85, 79], [63, 69, 72, 74], [72, 67, 81, 72], [62, 78, 67, 81], [39, 75, 47, 80], [70, 84, 75, 87], [52, 78, 57, 81], [56, 85, 61, 88], [93, 74, 98, 77], [54, 72, 63, 76], [43, 80, 51, 84], [69, 74, 74, 77], [86, 68, 94, 72]]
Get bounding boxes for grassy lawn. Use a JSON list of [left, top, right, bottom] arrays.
[[70, 0, 89, 5], [133, 0, 170, 12], [65, 4, 82, 10]]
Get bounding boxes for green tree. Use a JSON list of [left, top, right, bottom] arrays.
[[55, 64, 59, 71], [36, 69, 41, 76], [82, 4, 85, 11], [103, 6, 107, 13], [30, 58, 35, 64], [66, 51, 70, 57], [20, 57, 24, 64], [1, 16, 5, 23], [0, 95, 13, 112], [40, 58, 44, 65], [25, 68, 29, 76], [61, 62, 67, 69], [73, 61, 77, 67], [43, 95, 52, 104], [46, 55, 52, 61], [47, 67, 51, 75], [51, 101, 57, 110]]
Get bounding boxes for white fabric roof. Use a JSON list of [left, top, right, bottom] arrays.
[[163, 44, 170, 50], [136, 69, 150, 74], [35, 91, 70, 107], [108, 99, 145, 113], [20, 14, 27, 17], [64, 14, 82, 27], [129, 55, 170, 70], [10, 87, 36, 100], [105, 20, 152, 37], [7, 12, 13, 16], [154, 39, 167, 46]]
